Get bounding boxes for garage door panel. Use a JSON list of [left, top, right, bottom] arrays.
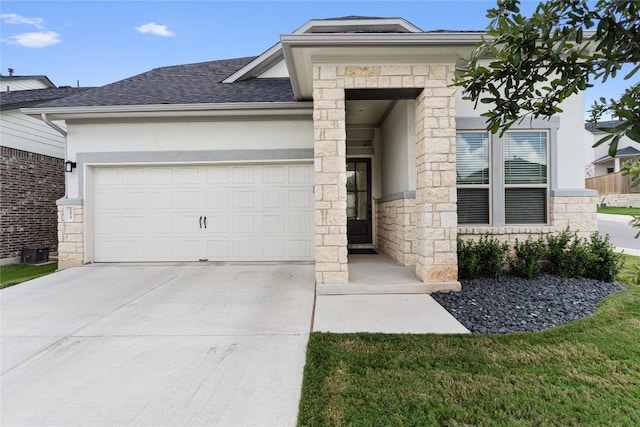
[[93, 164, 314, 262], [289, 190, 312, 208], [263, 191, 285, 209], [290, 240, 313, 258], [122, 168, 144, 185], [233, 216, 255, 233], [287, 214, 312, 233], [232, 191, 255, 209], [263, 216, 285, 234], [148, 216, 173, 234], [205, 240, 229, 258], [205, 215, 228, 233], [206, 191, 229, 209], [121, 216, 145, 234], [150, 192, 172, 210], [122, 192, 145, 210], [233, 240, 255, 258], [289, 165, 312, 184], [232, 167, 255, 184], [263, 166, 285, 184], [263, 240, 285, 258], [151, 168, 173, 185]]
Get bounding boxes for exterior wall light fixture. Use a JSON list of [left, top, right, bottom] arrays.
[[65, 161, 77, 173]]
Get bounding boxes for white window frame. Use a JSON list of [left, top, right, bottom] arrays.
[[455, 117, 558, 227], [456, 131, 492, 225], [502, 130, 550, 225]]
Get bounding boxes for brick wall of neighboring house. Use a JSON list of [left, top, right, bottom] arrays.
[[0, 146, 65, 260]]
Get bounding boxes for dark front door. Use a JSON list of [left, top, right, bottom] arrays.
[[346, 158, 372, 244]]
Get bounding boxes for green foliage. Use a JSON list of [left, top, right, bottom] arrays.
[[619, 257, 640, 286], [588, 232, 623, 282], [542, 229, 573, 277], [0, 262, 58, 289], [454, 0, 640, 203], [510, 237, 545, 279], [459, 230, 621, 281], [544, 229, 621, 281], [457, 235, 510, 279]]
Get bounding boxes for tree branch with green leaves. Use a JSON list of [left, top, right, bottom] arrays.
[[455, 0, 640, 233]]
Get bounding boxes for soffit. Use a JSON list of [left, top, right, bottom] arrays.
[[281, 33, 484, 100]]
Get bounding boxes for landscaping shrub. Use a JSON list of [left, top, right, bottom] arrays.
[[587, 231, 622, 282], [544, 229, 621, 280], [510, 237, 545, 279], [457, 237, 480, 280], [457, 235, 509, 279], [544, 228, 573, 277]]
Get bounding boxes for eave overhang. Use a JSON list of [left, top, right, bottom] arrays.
[[21, 101, 313, 121], [280, 32, 485, 100]]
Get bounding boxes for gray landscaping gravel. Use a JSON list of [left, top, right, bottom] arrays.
[[432, 273, 624, 335]]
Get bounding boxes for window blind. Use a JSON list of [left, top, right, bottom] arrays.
[[505, 188, 547, 224], [457, 188, 490, 224]]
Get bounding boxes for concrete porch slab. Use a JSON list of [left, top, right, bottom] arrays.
[[312, 294, 470, 334], [316, 252, 461, 295]]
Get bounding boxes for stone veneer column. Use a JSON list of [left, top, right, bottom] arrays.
[[313, 65, 349, 284], [313, 64, 458, 285], [414, 66, 458, 283], [57, 203, 84, 269]]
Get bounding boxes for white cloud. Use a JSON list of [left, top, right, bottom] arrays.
[[135, 22, 174, 37], [1, 13, 45, 29], [4, 31, 62, 48]]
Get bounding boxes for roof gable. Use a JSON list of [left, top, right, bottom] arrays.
[[223, 16, 423, 83]]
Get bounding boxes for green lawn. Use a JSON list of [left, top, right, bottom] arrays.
[[0, 262, 58, 289], [297, 256, 640, 426], [597, 206, 640, 216]]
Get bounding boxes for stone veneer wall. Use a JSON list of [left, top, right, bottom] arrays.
[[375, 196, 417, 267], [598, 193, 640, 208], [0, 146, 64, 261], [374, 195, 598, 259], [313, 64, 458, 285], [57, 204, 84, 268]]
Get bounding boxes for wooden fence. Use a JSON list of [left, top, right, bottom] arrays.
[[585, 171, 640, 195]]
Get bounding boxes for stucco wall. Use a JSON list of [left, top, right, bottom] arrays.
[[379, 100, 416, 196], [64, 117, 313, 199]]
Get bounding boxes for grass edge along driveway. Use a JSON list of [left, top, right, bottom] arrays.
[[297, 262, 640, 426], [0, 262, 58, 290]]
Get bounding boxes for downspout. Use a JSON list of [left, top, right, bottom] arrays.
[[41, 113, 70, 198]]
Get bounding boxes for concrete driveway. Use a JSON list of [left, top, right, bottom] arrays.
[[1, 264, 315, 427]]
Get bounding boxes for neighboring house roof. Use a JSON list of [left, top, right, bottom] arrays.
[[0, 87, 92, 111], [593, 146, 640, 163], [0, 75, 56, 89], [584, 120, 625, 134], [35, 57, 295, 109]]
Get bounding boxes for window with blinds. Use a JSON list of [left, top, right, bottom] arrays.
[[503, 131, 548, 224], [456, 132, 490, 224]]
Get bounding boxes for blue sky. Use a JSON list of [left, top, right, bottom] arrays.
[[0, 0, 633, 118]]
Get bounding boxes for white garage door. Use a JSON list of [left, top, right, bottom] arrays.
[[92, 164, 314, 262]]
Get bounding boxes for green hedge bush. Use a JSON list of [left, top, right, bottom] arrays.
[[458, 230, 621, 282]]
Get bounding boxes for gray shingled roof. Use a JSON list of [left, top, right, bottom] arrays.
[[36, 57, 296, 109], [594, 146, 640, 162], [0, 87, 92, 111], [585, 120, 625, 134]]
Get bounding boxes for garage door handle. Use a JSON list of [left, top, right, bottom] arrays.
[[204, 216, 207, 229], [199, 216, 203, 228]]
